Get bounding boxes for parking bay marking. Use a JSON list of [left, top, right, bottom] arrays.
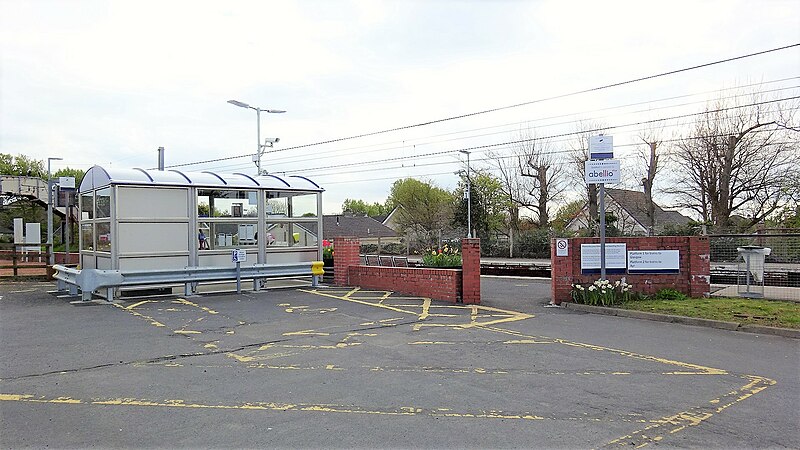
[[46, 288, 777, 448]]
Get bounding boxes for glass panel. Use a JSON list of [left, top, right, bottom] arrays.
[[81, 223, 94, 251], [80, 192, 94, 220], [200, 221, 258, 249], [266, 222, 318, 247], [291, 193, 318, 218], [96, 222, 111, 252], [95, 187, 111, 219], [198, 189, 258, 218], [266, 196, 288, 218]]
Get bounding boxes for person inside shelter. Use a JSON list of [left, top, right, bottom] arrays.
[[198, 229, 209, 250], [254, 232, 276, 245]]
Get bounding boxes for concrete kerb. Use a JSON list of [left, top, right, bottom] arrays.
[[562, 303, 800, 339]]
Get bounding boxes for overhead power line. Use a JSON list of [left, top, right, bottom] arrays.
[[283, 95, 800, 176], [164, 43, 800, 170]]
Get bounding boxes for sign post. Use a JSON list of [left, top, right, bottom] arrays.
[[232, 249, 247, 293], [586, 135, 617, 280]]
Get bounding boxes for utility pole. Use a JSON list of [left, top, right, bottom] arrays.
[[47, 157, 62, 265], [459, 150, 471, 238]]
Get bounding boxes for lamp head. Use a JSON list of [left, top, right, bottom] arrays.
[[227, 99, 250, 108]]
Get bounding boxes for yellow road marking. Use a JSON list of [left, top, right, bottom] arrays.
[[175, 298, 218, 314], [113, 303, 165, 327], [419, 298, 431, 320], [124, 300, 153, 310], [603, 375, 775, 448], [300, 288, 419, 315], [283, 330, 330, 336], [0, 392, 668, 423], [104, 285, 774, 448]]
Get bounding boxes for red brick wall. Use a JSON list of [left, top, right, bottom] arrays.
[[461, 238, 481, 304], [333, 237, 481, 304], [349, 266, 463, 302], [550, 236, 710, 304], [333, 237, 361, 286]]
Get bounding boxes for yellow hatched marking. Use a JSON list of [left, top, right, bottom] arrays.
[[302, 288, 531, 330], [604, 375, 775, 448], [113, 303, 165, 327], [124, 300, 153, 310], [300, 288, 418, 315], [175, 298, 219, 314]]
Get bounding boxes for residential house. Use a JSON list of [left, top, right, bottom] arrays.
[[566, 188, 692, 236], [299, 214, 400, 245]]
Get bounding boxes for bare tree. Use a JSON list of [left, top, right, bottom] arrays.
[[490, 128, 567, 230], [635, 127, 667, 235], [517, 130, 567, 228], [668, 91, 799, 230]]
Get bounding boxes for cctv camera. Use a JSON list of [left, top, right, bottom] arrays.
[[264, 137, 280, 144]]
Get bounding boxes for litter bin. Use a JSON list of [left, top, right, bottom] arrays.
[[736, 246, 771, 298]]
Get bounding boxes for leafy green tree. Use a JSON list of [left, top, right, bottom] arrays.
[[453, 171, 508, 241], [53, 167, 85, 187], [0, 153, 45, 177], [387, 178, 454, 246], [342, 198, 392, 217]]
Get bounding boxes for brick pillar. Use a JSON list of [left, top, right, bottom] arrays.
[[688, 236, 711, 298], [550, 238, 574, 304], [333, 237, 360, 286], [461, 238, 481, 304]]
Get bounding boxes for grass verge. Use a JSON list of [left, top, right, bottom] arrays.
[[618, 297, 800, 329]]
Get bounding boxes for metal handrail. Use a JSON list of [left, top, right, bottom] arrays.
[[53, 261, 325, 302]]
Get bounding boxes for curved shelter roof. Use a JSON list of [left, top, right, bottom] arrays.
[[79, 166, 323, 193]]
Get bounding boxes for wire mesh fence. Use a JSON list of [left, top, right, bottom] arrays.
[[709, 233, 800, 302]]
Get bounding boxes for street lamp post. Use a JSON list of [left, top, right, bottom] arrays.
[[47, 157, 63, 265], [227, 100, 285, 175], [459, 150, 471, 238]]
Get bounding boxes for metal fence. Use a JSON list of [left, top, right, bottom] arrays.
[[709, 233, 800, 302]]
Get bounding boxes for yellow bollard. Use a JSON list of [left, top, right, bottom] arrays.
[[311, 261, 325, 287]]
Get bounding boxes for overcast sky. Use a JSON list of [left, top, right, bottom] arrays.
[[1, 0, 799, 214]]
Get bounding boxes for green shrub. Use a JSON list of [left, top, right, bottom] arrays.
[[652, 288, 689, 301], [422, 244, 462, 267]]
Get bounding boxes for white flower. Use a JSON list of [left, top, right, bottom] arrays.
[[588, 286, 596, 291], [614, 280, 620, 287], [578, 285, 585, 291]]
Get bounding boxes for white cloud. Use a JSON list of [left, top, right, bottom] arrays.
[[1, 0, 798, 214]]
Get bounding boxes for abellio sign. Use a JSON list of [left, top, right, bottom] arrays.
[[584, 159, 621, 184]]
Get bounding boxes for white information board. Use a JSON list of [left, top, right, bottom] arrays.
[[580, 243, 627, 273], [555, 238, 569, 257], [589, 135, 613, 159], [231, 249, 247, 263], [59, 176, 76, 189], [627, 250, 680, 274], [585, 159, 621, 184]]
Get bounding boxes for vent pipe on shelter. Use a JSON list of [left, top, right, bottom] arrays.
[[157, 147, 165, 170]]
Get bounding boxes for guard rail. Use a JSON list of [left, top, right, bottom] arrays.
[[53, 262, 325, 302]]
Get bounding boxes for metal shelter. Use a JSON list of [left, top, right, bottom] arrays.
[[77, 165, 324, 275]]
